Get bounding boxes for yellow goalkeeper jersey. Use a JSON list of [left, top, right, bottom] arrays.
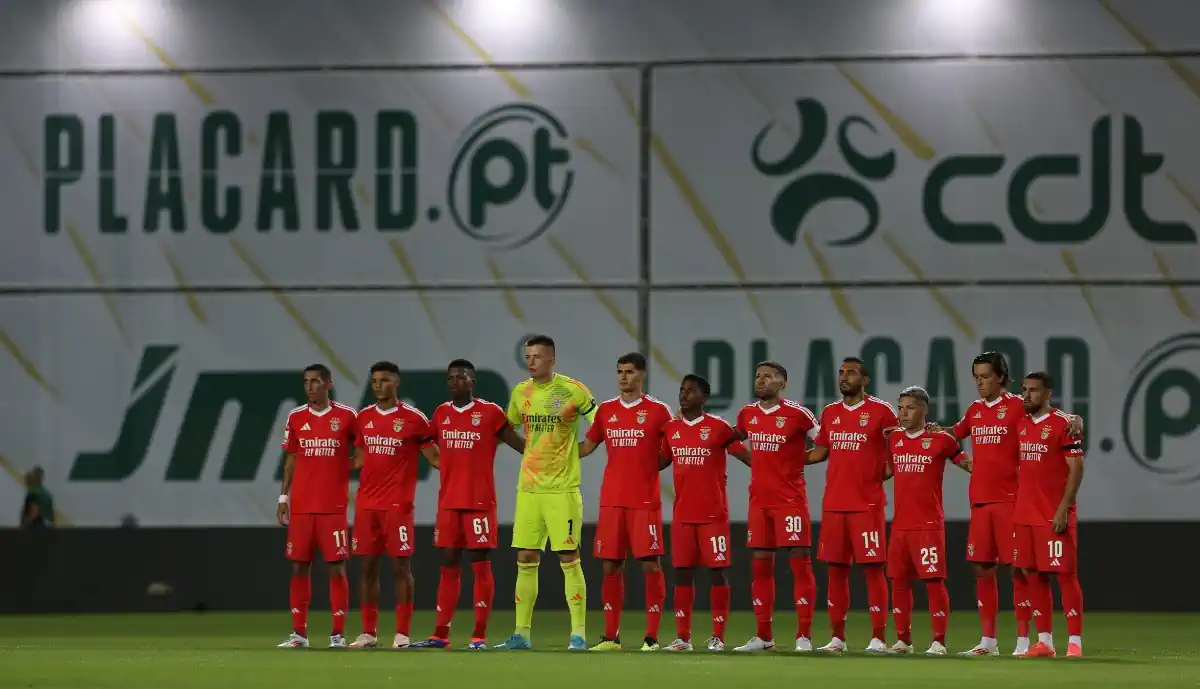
[[506, 373, 598, 493]]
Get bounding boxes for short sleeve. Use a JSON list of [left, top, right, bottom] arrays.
[[813, 409, 830, 447], [734, 407, 748, 436], [586, 408, 606, 443], [799, 406, 820, 441], [414, 412, 435, 448], [282, 415, 299, 453], [728, 440, 747, 455], [572, 381, 598, 423], [882, 404, 899, 432], [941, 433, 964, 464], [659, 434, 671, 457], [354, 415, 366, 449], [1062, 422, 1084, 458], [718, 421, 737, 448], [506, 389, 523, 427], [952, 408, 972, 440], [490, 406, 508, 436]]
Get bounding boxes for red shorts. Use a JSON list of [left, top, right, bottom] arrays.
[[818, 509, 886, 565], [1013, 522, 1077, 574], [967, 502, 1015, 564], [594, 506, 665, 560], [352, 508, 414, 558], [435, 507, 499, 550], [887, 528, 946, 580], [672, 520, 732, 569], [746, 504, 811, 549], [287, 512, 350, 563]]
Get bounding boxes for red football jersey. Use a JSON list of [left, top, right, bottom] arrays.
[[735, 399, 819, 508], [814, 396, 899, 512], [1015, 409, 1084, 525], [662, 413, 737, 523], [953, 393, 1024, 505], [588, 395, 674, 509], [433, 399, 507, 511], [354, 402, 434, 512], [887, 429, 964, 530], [282, 402, 358, 514]]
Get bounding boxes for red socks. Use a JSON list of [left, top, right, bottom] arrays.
[[645, 569, 666, 640], [926, 578, 949, 645], [290, 575, 311, 637], [1030, 573, 1054, 635], [674, 584, 695, 641], [750, 558, 775, 641], [361, 604, 378, 637], [1013, 570, 1032, 637], [710, 584, 730, 641], [1058, 572, 1084, 637], [329, 573, 349, 636], [976, 570, 998, 639], [863, 564, 888, 641], [434, 566, 462, 639], [472, 561, 494, 639], [396, 601, 413, 636], [891, 578, 912, 644], [789, 556, 815, 639], [603, 572, 624, 639], [827, 564, 850, 640]]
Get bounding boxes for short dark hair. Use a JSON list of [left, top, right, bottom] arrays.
[[756, 361, 788, 380], [447, 358, 476, 373], [369, 361, 400, 377], [304, 364, 332, 381], [617, 352, 647, 371], [973, 351, 1011, 386], [1024, 370, 1054, 389], [842, 356, 869, 377], [681, 374, 711, 397], [899, 385, 930, 405], [525, 334, 555, 351]]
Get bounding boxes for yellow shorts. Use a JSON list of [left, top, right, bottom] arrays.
[[511, 491, 584, 552]]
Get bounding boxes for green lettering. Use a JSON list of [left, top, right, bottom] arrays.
[[924, 155, 1006, 244], [144, 114, 185, 232], [316, 111, 360, 231], [1123, 115, 1197, 243], [201, 111, 242, 233], [860, 336, 902, 396], [924, 338, 959, 424], [1009, 116, 1110, 243], [99, 115, 128, 234], [692, 340, 734, 412], [376, 110, 418, 231], [803, 339, 837, 411], [1046, 337, 1090, 450], [43, 115, 83, 234], [979, 337, 1026, 393], [1142, 369, 1200, 462], [70, 346, 178, 480], [256, 111, 299, 231], [167, 372, 303, 481]]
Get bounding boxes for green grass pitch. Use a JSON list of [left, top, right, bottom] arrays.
[[1, 611, 1198, 688]]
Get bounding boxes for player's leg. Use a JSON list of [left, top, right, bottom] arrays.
[[666, 521, 698, 651], [918, 529, 950, 656], [780, 505, 814, 651], [466, 508, 498, 648], [851, 508, 889, 653], [414, 508, 464, 648], [736, 506, 777, 651], [318, 514, 351, 647], [500, 491, 546, 649], [817, 511, 852, 652], [632, 508, 667, 651], [350, 508, 384, 647], [992, 503, 1032, 654], [886, 529, 914, 655], [593, 506, 627, 649], [549, 491, 588, 649], [388, 511, 417, 648], [962, 504, 1001, 655], [1057, 521, 1083, 658], [1014, 525, 1055, 657], [280, 513, 315, 647], [700, 520, 731, 650]]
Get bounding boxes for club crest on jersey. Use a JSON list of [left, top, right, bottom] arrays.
[[471, 411, 483, 426], [859, 413, 870, 427], [700, 427, 711, 440], [394, 420, 405, 433], [967, 543, 975, 557], [922, 437, 933, 449], [996, 407, 1008, 419], [330, 419, 341, 432], [637, 410, 648, 425], [1041, 425, 1051, 439], [776, 417, 786, 428]]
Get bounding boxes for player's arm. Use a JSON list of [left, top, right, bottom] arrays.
[[579, 437, 602, 457], [727, 440, 751, 468], [953, 450, 972, 473], [421, 444, 440, 469], [499, 426, 525, 455], [1066, 413, 1084, 436], [1053, 435, 1085, 534], [278, 453, 295, 525], [577, 396, 604, 457], [805, 411, 830, 464]]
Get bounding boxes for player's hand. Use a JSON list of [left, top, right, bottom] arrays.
[[925, 422, 945, 434], [276, 502, 289, 526], [1067, 414, 1084, 437], [882, 426, 899, 435], [959, 455, 973, 473], [1051, 509, 1068, 534]]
